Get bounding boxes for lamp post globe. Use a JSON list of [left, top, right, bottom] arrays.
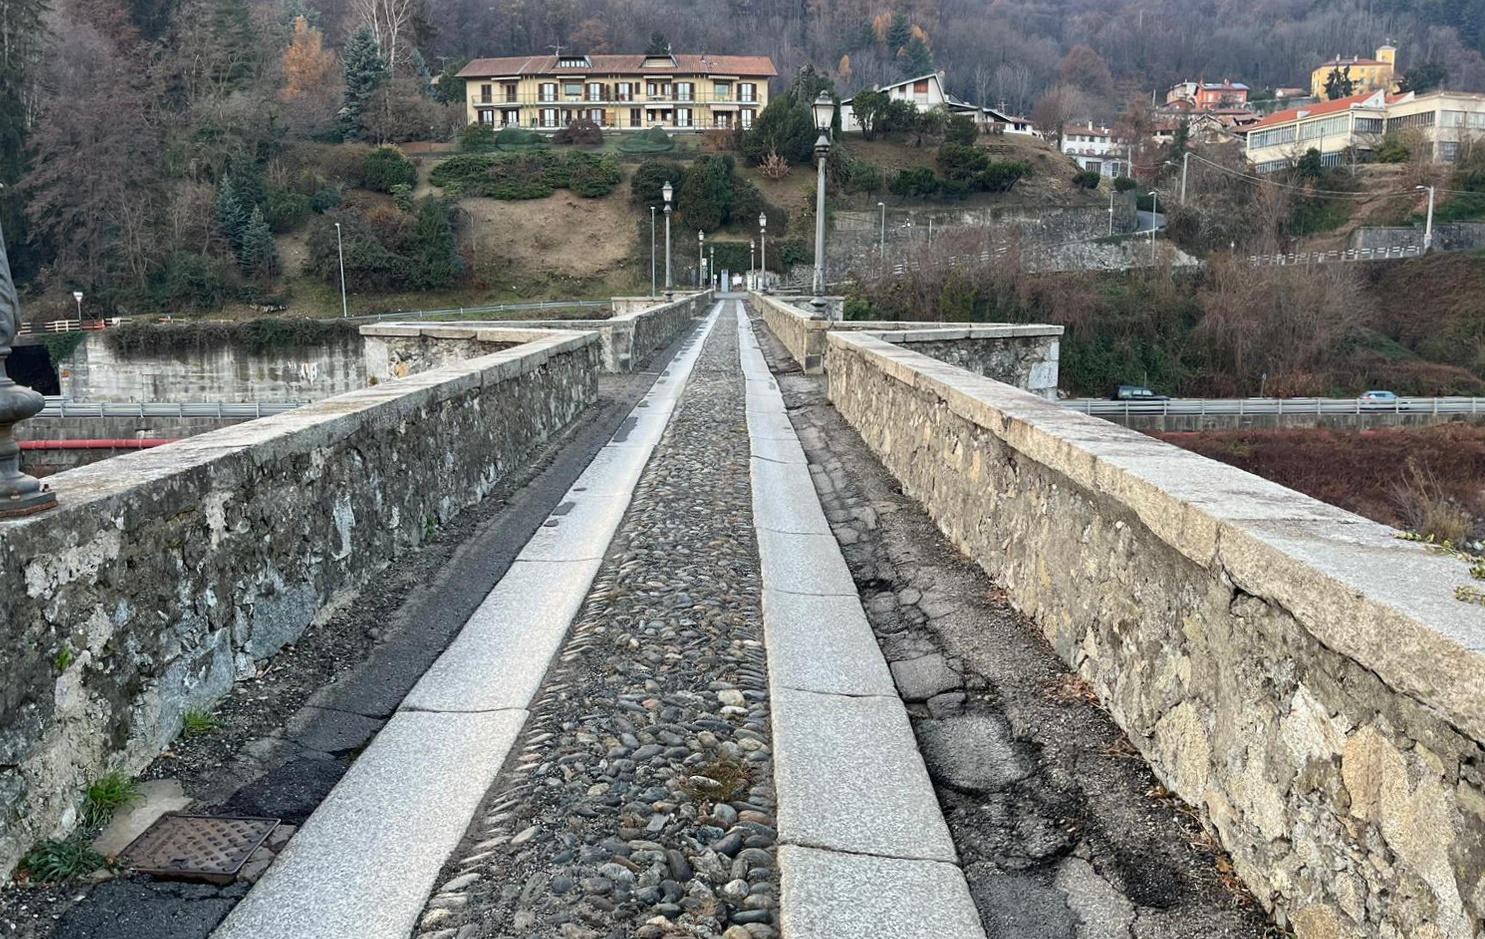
[[697, 229, 705, 289], [812, 91, 834, 132], [661, 181, 674, 294], [809, 92, 835, 308]]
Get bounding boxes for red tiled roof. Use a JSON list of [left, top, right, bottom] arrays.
[[1245, 92, 1396, 130], [458, 54, 778, 79]]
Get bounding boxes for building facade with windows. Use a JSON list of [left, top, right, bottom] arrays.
[[1244, 89, 1485, 170], [1309, 44, 1397, 99], [838, 72, 1036, 135], [1061, 122, 1126, 177], [457, 53, 776, 132]]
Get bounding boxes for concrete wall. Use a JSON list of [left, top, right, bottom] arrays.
[[364, 292, 712, 377], [829, 202, 1135, 274], [1350, 222, 1485, 254], [61, 332, 367, 403], [823, 332, 1485, 939], [750, 292, 1061, 397], [0, 328, 600, 877]]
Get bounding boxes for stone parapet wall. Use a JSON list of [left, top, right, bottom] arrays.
[[750, 293, 1061, 397], [61, 332, 366, 404], [0, 329, 600, 877], [1351, 223, 1485, 254], [824, 332, 1485, 939], [367, 292, 711, 376]]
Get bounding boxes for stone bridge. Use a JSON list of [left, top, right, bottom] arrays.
[[0, 293, 1479, 939]]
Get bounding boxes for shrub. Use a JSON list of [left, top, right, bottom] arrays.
[[568, 156, 622, 197], [406, 198, 464, 289], [938, 143, 990, 181], [459, 122, 500, 153], [944, 113, 980, 146], [494, 126, 548, 151], [487, 155, 556, 199], [843, 158, 884, 194], [889, 167, 938, 198], [159, 252, 230, 311], [618, 126, 676, 154], [631, 160, 688, 207], [390, 183, 415, 212], [362, 147, 417, 194], [979, 161, 1033, 193], [310, 186, 343, 213], [1073, 169, 1103, 189], [267, 191, 312, 232], [553, 118, 604, 146], [1113, 176, 1137, 192], [305, 210, 410, 291]]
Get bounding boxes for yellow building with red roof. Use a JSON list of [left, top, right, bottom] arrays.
[[1309, 44, 1397, 98]]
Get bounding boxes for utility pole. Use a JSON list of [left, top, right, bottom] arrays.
[[334, 222, 348, 318], [650, 206, 657, 297], [1417, 185, 1436, 252], [1180, 150, 1190, 205]]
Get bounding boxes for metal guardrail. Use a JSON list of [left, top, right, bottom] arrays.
[[36, 400, 304, 419], [1247, 245, 1424, 266], [345, 299, 611, 324], [16, 317, 124, 337], [1063, 396, 1484, 418]]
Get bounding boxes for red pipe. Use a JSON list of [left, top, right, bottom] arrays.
[[20, 439, 179, 450]]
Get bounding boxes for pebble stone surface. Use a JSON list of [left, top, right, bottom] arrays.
[[414, 301, 778, 939]]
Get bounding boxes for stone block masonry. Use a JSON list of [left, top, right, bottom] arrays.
[[0, 328, 601, 877], [363, 291, 713, 378], [823, 332, 1485, 939], [750, 291, 1060, 397]]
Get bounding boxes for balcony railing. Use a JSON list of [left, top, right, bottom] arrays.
[[474, 93, 762, 107]]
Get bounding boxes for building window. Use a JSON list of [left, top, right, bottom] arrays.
[[540, 108, 558, 128], [740, 108, 754, 129], [1386, 111, 1436, 132], [713, 81, 732, 101], [587, 82, 604, 101], [1442, 110, 1467, 127], [740, 83, 757, 103], [540, 83, 557, 102], [676, 82, 693, 102], [1442, 141, 1461, 161], [676, 107, 692, 128], [617, 82, 634, 101], [557, 56, 590, 68], [563, 82, 583, 97], [630, 108, 642, 127], [479, 83, 493, 104], [479, 110, 495, 126], [1354, 117, 1384, 135], [913, 79, 928, 94], [589, 108, 605, 126], [503, 110, 519, 126]]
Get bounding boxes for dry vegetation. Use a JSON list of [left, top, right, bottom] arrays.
[[1154, 424, 1485, 544]]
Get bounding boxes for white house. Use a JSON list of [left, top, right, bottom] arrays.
[[1061, 121, 1126, 177], [839, 72, 1036, 136]]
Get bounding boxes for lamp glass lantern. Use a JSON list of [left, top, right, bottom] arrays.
[[812, 91, 834, 133], [661, 180, 673, 205]]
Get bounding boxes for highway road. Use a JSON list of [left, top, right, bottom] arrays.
[[1063, 396, 1485, 418]]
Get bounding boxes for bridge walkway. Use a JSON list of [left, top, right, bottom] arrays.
[[29, 298, 1273, 939]]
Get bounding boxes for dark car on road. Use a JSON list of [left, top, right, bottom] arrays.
[[1110, 385, 1170, 402]]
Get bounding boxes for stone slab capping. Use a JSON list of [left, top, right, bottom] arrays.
[[362, 290, 712, 377], [737, 308, 987, 939], [0, 327, 602, 878], [821, 328, 1485, 939], [748, 290, 1061, 399]]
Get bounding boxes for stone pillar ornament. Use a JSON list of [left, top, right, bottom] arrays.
[[0, 219, 57, 518]]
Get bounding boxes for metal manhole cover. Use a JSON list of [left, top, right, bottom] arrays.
[[120, 814, 280, 884]]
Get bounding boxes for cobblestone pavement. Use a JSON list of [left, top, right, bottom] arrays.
[[746, 306, 1274, 939], [415, 302, 777, 939]]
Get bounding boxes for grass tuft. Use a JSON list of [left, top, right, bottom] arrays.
[[181, 707, 219, 737], [84, 772, 140, 829], [19, 840, 105, 883]]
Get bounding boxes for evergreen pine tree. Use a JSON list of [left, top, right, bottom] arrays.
[[208, 0, 260, 91], [237, 205, 280, 279], [646, 32, 671, 55], [406, 199, 463, 289], [341, 26, 390, 140], [900, 34, 934, 78], [886, 13, 912, 55], [215, 183, 248, 252]]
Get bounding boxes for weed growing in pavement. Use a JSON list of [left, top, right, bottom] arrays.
[[1457, 585, 1485, 606], [84, 772, 140, 828], [181, 707, 219, 736], [17, 840, 105, 883], [680, 756, 752, 807], [54, 645, 75, 673], [1396, 532, 1485, 602]]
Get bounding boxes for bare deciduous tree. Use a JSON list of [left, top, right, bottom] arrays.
[[349, 0, 420, 75]]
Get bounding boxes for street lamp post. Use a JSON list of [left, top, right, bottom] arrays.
[[334, 222, 348, 318], [810, 91, 835, 313], [1108, 186, 1116, 236], [1417, 185, 1436, 252], [758, 212, 767, 291], [650, 205, 657, 297], [750, 238, 756, 287], [877, 201, 886, 258], [1147, 190, 1159, 263], [709, 245, 715, 290], [698, 229, 705, 288], [1180, 150, 1191, 205], [662, 180, 674, 295], [72, 290, 83, 323]]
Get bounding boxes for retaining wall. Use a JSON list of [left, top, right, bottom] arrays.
[[0, 328, 601, 876], [1351, 222, 1485, 254], [750, 292, 1060, 397], [60, 332, 366, 403], [824, 332, 1485, 939], [1101, 410, 1485, 432]]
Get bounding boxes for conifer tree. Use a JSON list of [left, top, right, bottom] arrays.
[[237, 205, 280, 279], [341, 26, 389, 140], [406, 198, 462, 289]]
